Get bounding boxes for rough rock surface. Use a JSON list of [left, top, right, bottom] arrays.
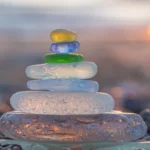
[[0, 111, 147, 142]]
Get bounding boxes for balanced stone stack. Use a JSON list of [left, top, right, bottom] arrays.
[[0, 29, 148, 148]]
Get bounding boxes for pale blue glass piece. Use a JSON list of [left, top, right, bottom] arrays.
[[25, 62, 97, 79], [50, 41, 80, 53], [27, 79, 99, 92]]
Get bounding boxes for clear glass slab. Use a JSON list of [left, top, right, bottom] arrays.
[[0, 140, 150, 150]]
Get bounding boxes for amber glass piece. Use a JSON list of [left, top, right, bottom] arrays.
[[50, 29, 77, 42]]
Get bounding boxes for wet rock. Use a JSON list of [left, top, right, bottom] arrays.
[[140, 109, 150, 133], [0, 111, 147, 142]]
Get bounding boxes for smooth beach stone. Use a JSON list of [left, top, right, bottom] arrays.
[[10, 91, 114, 114], [27, 79, 99, 92], [50, 29, 77, 42], [50, 41, 80, 53], [25, 62, 97, 79], [44, 54, 84, 63], [0, 140, 47, 150], [140, 109, 150, 133], [0, 112, 147, 142]]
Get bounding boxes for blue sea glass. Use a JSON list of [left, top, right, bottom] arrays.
[[50, 41, 80, 53], [27, 79, 99, 92]]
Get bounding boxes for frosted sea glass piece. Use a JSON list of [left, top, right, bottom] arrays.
[[50, 29, 77, 42], [10, 91, 114, 114], [50, 41, 80, 53], [44, 53, 84, 63], [25, 62, 97, 79], [27, 79, 99, 92], [0, 112, 147, 142]]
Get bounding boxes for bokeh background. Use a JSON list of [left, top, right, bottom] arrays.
[[0, 0, 150, 113]]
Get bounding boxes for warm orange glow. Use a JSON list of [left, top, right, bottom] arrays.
[[110, 86, 123, 99], [148, 26, 150, 35], [25, 124, 30, 128], [53, 126, 60, 132]]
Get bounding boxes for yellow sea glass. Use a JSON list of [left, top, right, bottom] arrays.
[[50, 29, 77, 42]]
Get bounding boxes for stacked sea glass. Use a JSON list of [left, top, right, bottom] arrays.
[[0, 29, 147, 146]]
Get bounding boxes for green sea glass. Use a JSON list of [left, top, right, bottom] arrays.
[[44, 54, 84, 63]]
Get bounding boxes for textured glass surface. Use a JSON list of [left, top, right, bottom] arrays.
[[0, 112, 147, 142], [10, 91, 114, 114], [27, 79, 99, 92], [25, 62, 97, 79], [50, 41, 80, 53], [0, 140, 150, 150]]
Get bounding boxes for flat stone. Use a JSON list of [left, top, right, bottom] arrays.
[[10, 91, 114, 114], [0, 112, 147, 142], [140, 109, 150, 133], [38, 142, 128, 150], [94, 142, 150, 150], [25, 62, 97, 79], [27, 79, 99, 92], [0, 140, 47, 150], [50, 29, 77, 42], [0, 140, 150, 150], [50, 41, 80, 53], [44, 54, 84, 63]]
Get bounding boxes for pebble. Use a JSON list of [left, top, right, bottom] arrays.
[[25, 62, 97, 79], [140, 109, 150, 133], [50, 41, 80, 53], [50, 29, 77, 42], [144, 136, 150, 141], [10, 91, 114, 114]]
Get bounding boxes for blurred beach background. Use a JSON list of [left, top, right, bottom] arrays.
[[0, 0, 150, 113]]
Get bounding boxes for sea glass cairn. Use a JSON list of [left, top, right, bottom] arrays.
[[0, 29, 148, 150]]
